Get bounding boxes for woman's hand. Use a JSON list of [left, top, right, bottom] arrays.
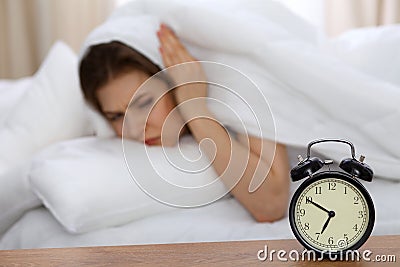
[[157, 24, 289, 223], [157, 23, 207, 105]]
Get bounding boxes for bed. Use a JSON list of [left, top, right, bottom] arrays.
[[1, 0, 400, 250], [1, 174, 400, 250]]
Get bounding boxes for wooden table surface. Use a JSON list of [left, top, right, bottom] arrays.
[[0, 235, 398, 266]]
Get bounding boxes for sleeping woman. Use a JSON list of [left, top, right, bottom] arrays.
[[79, 23, 290, 222]]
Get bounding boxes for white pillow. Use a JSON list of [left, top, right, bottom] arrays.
[[86, 106, 116, 138], [0, 41, 92, 176], [0, 163, 41, 235], [29, 136, 227, 233], [0, 78, 37, 235], [0, 77, 31, 125]]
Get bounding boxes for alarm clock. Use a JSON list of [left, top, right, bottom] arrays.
[[288, 139, 375, 256]]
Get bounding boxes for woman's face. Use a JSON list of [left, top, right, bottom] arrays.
[[97, 70, 186, 146]]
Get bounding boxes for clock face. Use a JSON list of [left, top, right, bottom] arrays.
[[290, 172, 375, 253]]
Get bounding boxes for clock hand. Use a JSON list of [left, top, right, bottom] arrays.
[[321, 211, 336, 234], [321, 217, 331, 234], [308, 199, 330, 214]]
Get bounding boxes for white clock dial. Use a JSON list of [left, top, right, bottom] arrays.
[[294, 177, 369, 252]]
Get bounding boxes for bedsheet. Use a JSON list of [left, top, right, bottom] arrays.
[[1, 178, 400, 250]]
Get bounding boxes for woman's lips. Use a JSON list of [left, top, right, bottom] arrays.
[[145, 137, 160, 145]]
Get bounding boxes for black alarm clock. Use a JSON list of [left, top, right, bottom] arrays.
[[289, 139, 375, 256]]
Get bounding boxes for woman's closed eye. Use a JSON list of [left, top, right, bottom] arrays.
[[106, 112, 124, 121], [138, 97, 153, 108]]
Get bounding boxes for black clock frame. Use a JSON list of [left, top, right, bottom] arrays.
[[289, 171, 375, 257]]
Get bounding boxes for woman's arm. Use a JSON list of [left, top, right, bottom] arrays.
[[157, 24, 290, 222]]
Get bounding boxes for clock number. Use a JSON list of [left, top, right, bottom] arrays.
[[353, 224, 358, 232], [299, 209, 306, 216], [328, 236, 334, 245], [305, 196, 312, 204], [344, 187, 347, 194], [358, 210, 366, 218], [304, 222, 310, 230], [328, 182, 336, 191], [315, 186, 322, 195], [354, 196, 359, 205], [344, 233, 349, 242], [315, 233, 320, 240]]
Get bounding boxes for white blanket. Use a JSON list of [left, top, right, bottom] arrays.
[[81, 0, 400, 180]]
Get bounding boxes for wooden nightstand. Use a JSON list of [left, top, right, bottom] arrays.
[[0, 235, 398, 266]]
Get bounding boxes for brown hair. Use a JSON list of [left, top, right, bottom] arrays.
[[79, 41, 162, 112]]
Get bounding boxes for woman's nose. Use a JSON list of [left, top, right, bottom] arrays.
[[123, 113, 146, 141]]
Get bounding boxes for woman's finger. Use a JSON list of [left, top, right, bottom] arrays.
[[157, 32, 174, 66], [158, 32, 178, 65], [158, 24, 197, 66], [161, 24, 184, 50], [160, 25, 192, 58]]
